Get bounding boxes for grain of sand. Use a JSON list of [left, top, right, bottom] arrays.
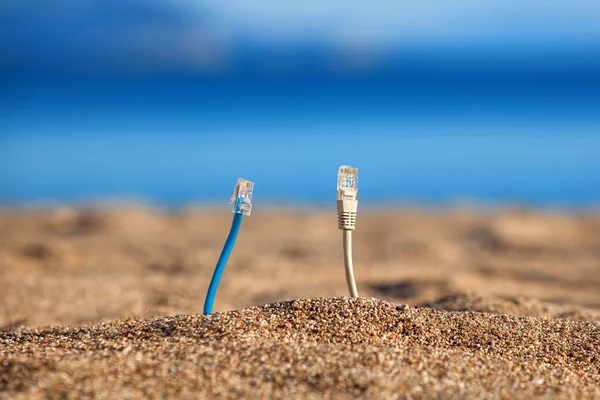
[[1, 207, 600, 398]]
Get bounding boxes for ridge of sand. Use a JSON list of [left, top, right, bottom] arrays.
[[422, 292, 600, 322], [2, 297, 600, 399]]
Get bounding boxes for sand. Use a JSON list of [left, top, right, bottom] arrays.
[[1, 206, 600, 398]]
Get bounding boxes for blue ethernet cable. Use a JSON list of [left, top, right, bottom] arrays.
[[203, 178, 254, 315], [203, 212, 242, 315]]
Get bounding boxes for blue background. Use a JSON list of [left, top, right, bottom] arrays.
[[2, 0, 600, 207]]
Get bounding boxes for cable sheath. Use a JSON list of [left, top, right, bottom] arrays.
[[342, 229, 359, 297], [203, 212, 243, 315]]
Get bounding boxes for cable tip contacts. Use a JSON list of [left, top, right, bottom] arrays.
[[231, 178, 254, 216], [337, 165, 358, 230]]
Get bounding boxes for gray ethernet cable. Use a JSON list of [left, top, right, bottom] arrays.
[[337, 165, 359, 298]]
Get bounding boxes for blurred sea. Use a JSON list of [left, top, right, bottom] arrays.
[[3, 73, 600, 208], [2, 1, 600, 208]]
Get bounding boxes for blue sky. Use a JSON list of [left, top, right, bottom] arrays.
[[3, 0, 600, 76]]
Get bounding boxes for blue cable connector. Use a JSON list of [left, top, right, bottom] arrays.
[[203, 178, 254, 315]]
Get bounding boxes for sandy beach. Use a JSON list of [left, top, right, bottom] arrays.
[[1, 206, 600, 398]]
